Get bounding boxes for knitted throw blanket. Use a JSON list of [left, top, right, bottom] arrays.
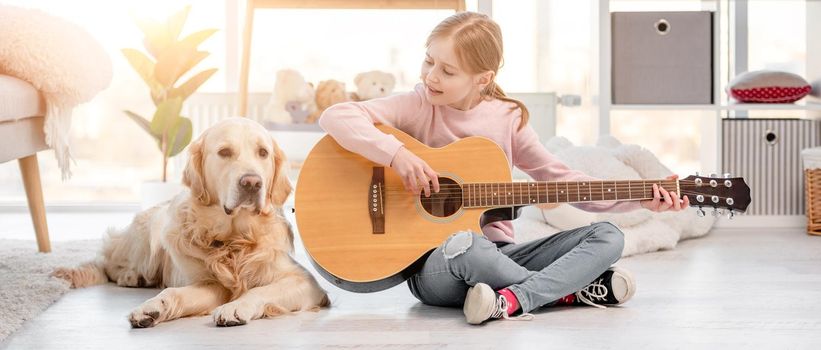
[[0, 5, 112, 179]]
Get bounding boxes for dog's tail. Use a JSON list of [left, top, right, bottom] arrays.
[[52, 260, 108, 288]]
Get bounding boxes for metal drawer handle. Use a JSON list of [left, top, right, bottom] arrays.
[[655, 19, 670, 35], [765, 130, 778, 145]]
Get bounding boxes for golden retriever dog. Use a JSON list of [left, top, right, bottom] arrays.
[[53, 117, 329, 328]]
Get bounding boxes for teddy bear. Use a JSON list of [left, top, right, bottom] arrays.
[[264, 69, 317, 124], [306, 79, 351, 123], [512, 135, 716, 257], [350, 70, 396, 101], [284, 100, 311, 124]]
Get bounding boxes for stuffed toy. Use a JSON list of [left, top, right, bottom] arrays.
[[264, 69, 317, 124], [351, 70, 396, 101], [512, 135, 716, 257], [307, 79, 351, 123], [284, 100, 311, 124]]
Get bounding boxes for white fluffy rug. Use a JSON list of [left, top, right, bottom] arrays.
[[0, 239, 99, 343], [512, 134, 716, 257]]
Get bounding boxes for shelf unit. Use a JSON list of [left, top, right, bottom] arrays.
[[597, 0, 724, 183], [596, 0, 821, 228], [610, 102, 821, 111], [236, 0, 466, 117]]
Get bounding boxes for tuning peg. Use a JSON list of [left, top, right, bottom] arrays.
[[697, 207, 705, 217], [712, 208, 719, 216], [723, 173, 732, 178], [710, 173, 718, 178], [727, 210, 735, 220], [695, 171, 700, 176]]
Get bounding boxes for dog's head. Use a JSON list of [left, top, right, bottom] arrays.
[[183, 117, 292, 215]]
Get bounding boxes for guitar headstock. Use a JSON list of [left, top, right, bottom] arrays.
[[681, 173, 751, 218]]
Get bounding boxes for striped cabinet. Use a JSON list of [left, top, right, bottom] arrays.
[[722, 118, 821, 215]]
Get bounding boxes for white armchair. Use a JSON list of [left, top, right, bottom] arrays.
[[0, 75, 51, 252]]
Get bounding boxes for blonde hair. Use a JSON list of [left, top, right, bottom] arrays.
[[426, 12, 529, 130]]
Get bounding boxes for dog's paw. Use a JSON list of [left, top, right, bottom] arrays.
[[128, 297, 166, 328], [51, 267, 75, 286], [117, 269, 148, 288], [213, 300, 259, 327]]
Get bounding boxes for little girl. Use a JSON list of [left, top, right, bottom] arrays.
[[319, 11, 688, 325]]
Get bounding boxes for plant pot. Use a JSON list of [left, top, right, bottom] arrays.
[[140, 180, 185, 210]]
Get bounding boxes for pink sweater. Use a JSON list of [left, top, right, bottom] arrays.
[[319, 84, 641, 243]]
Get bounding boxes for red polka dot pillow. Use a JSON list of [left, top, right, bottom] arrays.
[[727, 70, 812, 103]]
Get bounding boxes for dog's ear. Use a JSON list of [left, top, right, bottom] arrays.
[[182, 136, 212, 205], [267, 140, 293, 207]]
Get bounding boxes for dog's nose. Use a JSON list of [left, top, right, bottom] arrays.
[[239, 174, 262, 193]]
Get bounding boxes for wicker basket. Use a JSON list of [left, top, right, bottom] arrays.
[[807, 168, 821, 235], [805, 147, 821, 235]]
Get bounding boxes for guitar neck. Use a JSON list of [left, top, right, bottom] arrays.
[[462, 179, 678, 208]]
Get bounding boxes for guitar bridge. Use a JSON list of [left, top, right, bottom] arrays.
[[369, 167, 385, 234]]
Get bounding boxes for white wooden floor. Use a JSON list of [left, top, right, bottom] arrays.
[[2, 211, 821, 349]]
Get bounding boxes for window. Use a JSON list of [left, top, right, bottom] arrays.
[[245, 9, 463, 94], [0, 1, 479, 205], [610, 111, 709, 177], [748, 0, 805, 75], [0, 0, 226, 204], [493, 0, 598, 146], [744, 0, 807, 119]]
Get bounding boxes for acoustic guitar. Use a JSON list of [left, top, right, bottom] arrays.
[[295, 125, 751, 292]]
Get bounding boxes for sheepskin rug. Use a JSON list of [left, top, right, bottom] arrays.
[[513, 135, 716, 257]]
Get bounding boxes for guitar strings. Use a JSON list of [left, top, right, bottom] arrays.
[[403, 190, 734, 204], [385, 190, 723, 198], [379, 180, 709, 192], [406, 191, 730, 200], [380, 181, 711, 195], [382, 180, 693, 190], [378, 180, 700, 188], [393, 194, 733, 207]]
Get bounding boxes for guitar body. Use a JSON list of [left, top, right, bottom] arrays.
[[296, 125, 511, 292], [295, 126, 753, 293]]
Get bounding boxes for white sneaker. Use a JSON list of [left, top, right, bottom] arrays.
[[463, 283, 534, 325]]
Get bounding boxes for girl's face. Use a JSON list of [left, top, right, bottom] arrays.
[[420, 38, 491, 110]]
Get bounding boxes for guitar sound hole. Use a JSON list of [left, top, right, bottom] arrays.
[[420, 177, 462, 217]]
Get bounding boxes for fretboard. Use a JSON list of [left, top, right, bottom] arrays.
[[462, 180, 678, 208]]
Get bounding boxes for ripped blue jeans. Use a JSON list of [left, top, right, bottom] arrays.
[[406, 222, 625, 313]]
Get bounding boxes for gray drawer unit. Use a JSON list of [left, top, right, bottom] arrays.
[[722, 118, 821, 215], [612, 11, 713, 104]]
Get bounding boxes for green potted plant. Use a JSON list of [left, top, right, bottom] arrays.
[[122, 5, 217, 208]]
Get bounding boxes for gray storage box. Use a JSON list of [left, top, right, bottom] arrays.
[[612, 11, 713, 104], [722, 118, 821, 215]]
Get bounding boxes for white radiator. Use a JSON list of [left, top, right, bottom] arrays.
[[182, 92, 270, 134], [722, 118, 821, 215]]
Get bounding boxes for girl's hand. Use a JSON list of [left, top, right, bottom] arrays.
[[640, 174, 690, 212], [390, 147, 440, 197]]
